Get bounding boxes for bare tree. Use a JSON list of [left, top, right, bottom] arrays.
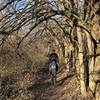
[[0, 0, 100, 98]]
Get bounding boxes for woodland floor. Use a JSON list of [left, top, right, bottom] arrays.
[[0, 55, 96, 100]]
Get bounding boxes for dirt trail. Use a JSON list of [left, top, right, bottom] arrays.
[[30, 62, 79, 100], [0, 57, 95, 100]]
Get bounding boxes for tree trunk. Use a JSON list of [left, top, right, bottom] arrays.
[[63, 36, 74, 71], [77, 25, 86, 96], [64, 38, 70, 71], [85, 31, 96, 94], [95, 83, 100, 100]]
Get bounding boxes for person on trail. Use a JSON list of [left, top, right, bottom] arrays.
[[49, 50, 58, 62], [48, 49, 59, 71]]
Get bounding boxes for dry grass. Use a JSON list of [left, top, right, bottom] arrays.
[[0, 40, 100, 100]]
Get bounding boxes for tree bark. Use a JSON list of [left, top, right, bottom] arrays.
[[85, 31, 96, 94], [64, 37, 70, 71], [77, 24, 87, 96]]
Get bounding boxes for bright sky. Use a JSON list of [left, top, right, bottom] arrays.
[[15, 0, 28, 11], [15, 0, 58, 11], [47, 0, 59, 10]]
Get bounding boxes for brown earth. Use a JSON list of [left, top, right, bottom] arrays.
[[0, 53, 96, 100]]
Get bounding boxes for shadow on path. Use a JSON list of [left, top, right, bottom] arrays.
[[27, 61, 75, 100], [57, 73, 74, 86], [27, 62, 53, 100]]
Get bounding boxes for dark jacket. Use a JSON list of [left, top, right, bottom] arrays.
[[49, 53, 59, 71], [49, 53, 58, 63]]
